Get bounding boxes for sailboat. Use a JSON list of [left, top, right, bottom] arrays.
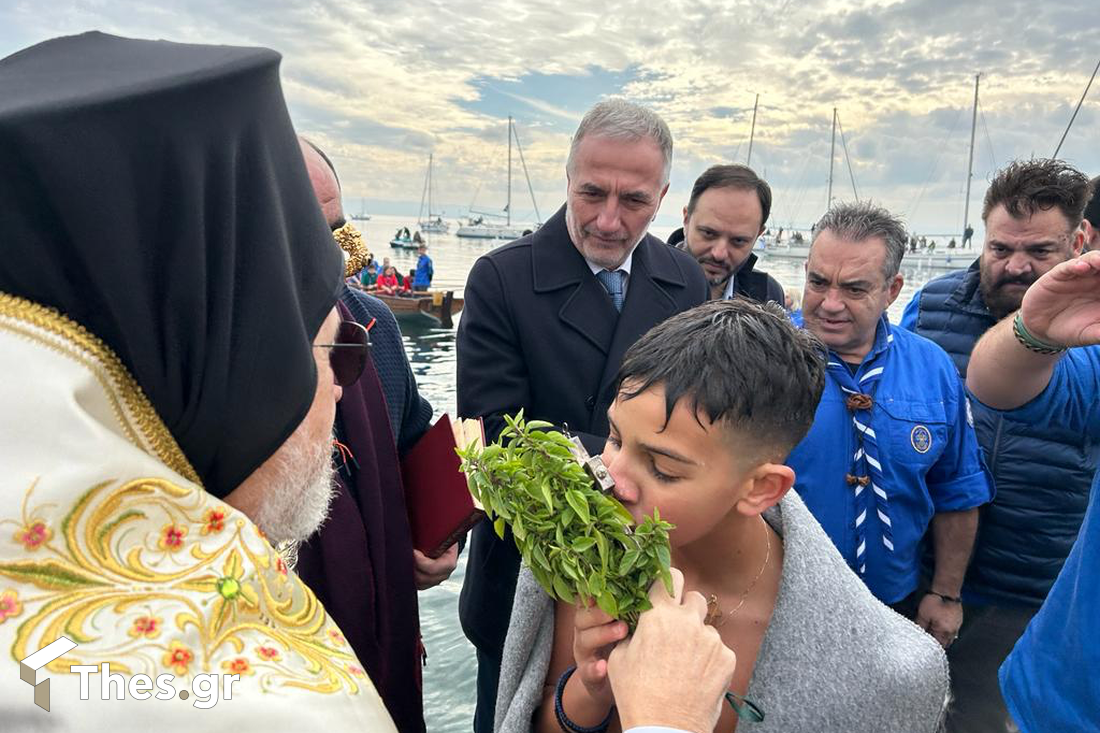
[[456, 116, 541, 240], [417, 153, 449, 234], [763, 89, 980, 271], [351, 198, 371, 221]]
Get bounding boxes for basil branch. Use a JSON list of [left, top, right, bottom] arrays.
[[458, 411, 674, 628]]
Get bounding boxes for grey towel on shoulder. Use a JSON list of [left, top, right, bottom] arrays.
[[494, 491, 949, 733]]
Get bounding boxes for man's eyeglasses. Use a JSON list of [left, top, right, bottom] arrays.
[[314, 319, 372, 386]]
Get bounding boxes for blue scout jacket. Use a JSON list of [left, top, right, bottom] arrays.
[[787, 315, 994, 603]]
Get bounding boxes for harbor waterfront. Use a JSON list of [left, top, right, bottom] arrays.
[[355, 214, 974, 732]]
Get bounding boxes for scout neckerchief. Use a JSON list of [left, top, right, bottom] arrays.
[[825, 315, 895, 577]]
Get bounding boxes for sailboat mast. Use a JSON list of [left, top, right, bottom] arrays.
[[1053, 56, 1100, 158], [417, 157, 429, 223], [963, 73, 980, 248], [507, 116, 513, 227], [827, 108, 837, 207], [747, 94, 759, 167], [428, 153, 433, 221]]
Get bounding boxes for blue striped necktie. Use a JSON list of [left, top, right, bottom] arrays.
[[596, 269, 625, 312], [825, 322, 895, 578]]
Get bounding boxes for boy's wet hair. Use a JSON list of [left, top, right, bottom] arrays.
[[616, 299, 826, 459]]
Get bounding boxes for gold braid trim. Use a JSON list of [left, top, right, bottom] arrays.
[[0, 292, 200, 485], [333, 222, 371, 277]]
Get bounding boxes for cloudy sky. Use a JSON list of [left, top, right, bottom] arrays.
[[2, 0, 1096, 236]]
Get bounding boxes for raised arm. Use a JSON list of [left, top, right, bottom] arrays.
[[967, 251, 1100, 409]]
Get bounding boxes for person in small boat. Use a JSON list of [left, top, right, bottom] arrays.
[[359, 261, 379, 289], [380, 256, 404, 286], [400, 269, 417, 296], [413, 244, 434, 292], [494, 299, 950, 733], [377, 265, 401, 295]]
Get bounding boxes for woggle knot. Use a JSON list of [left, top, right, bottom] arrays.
[[845, 393, 874, 411], [845, 473, 870, 486]]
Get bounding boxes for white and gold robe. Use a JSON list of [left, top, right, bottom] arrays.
[[0, 293, 397, 731]]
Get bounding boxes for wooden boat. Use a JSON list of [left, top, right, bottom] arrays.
[[373, 290, 464, 328]]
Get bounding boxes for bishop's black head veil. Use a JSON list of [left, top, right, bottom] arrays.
[[0, 32, 345, 497]]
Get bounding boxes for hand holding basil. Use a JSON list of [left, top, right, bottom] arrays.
[[458, 412, 674, 628]]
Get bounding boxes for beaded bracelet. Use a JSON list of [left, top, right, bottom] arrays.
[[554, 665, 613, 733], [1013, 312, 1066, 355]]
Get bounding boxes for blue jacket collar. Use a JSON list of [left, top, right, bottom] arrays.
[[946, 258, 991, 318]]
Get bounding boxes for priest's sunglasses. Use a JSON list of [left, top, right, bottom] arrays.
[[314, 319, 372, 387]]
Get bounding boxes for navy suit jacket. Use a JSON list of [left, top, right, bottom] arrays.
[[455, 204, 707, 701]]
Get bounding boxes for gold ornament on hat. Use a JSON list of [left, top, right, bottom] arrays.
[[332, 222, 371, 277]]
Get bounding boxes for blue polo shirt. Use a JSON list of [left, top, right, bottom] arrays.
[[998, 348, 1100, 732], [787, 316, 993, 603]]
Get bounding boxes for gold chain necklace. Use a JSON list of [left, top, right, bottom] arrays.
[[704, 516, 772, 628]]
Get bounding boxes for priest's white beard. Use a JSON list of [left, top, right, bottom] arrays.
[[253, 427, 337, 545]]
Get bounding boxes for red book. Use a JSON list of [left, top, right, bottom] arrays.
[[402, 415, 485, 558]]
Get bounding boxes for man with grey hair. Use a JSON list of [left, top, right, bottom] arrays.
[[457, 99, 707, 733], [785, 201, 992, 648]]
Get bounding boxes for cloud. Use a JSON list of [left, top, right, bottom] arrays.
[[1, 0, 1097, 232]]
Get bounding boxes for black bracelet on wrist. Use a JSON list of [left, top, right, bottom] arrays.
[[554, 664, 613, 733], [926, 591, 962, 604]]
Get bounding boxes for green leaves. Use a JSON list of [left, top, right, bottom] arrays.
[[564, 490, 590, 524], [571, 536, 596, 553], [458, 411, 674, 629]]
